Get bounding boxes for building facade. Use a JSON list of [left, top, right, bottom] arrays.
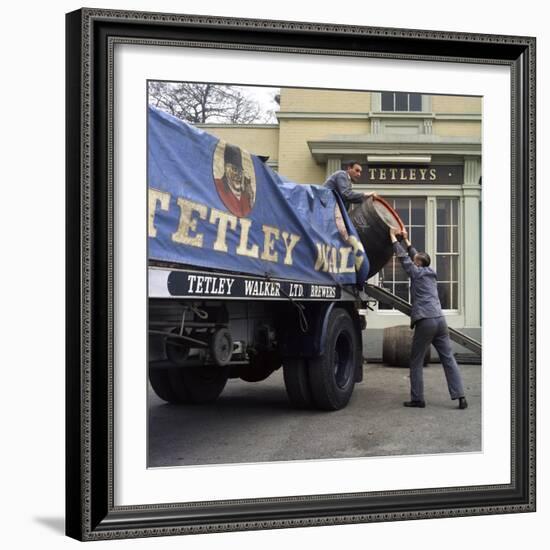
[[198, 88, 482, 358]]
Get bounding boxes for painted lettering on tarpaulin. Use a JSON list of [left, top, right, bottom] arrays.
[[148, 106, 370, 285]]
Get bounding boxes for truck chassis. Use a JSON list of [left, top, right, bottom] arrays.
[[148, 266, 367, 410]]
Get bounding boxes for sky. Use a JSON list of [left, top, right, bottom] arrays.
[[236, 85, 280, 123]]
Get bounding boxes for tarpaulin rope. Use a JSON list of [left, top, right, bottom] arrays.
[[264, 273, 309, 333]]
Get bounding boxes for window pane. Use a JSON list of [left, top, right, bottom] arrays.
[[394, 198, 409, 224], [434, 198, 459, 310], [437, 255, 451, 281], [410, 227, 425, 251], [437, 199, 451, 225], [394, 261, 408, 282], [395, 283, 410, 302], [381, 92, 394, 111], [437, 227, 451, 253], [380, 263, 392, 282], [395, 92, 408, 111], [452, 283, 459, 310], [452, 199, 459, 223], [379, 282, 393, 309], [409, 93, 422, 111], [390, 258, 400, 280], [452, 226, 459, 253], [451, 255, 458, 280], [411, 198, 425, 224], [437, 283, 451, 309]]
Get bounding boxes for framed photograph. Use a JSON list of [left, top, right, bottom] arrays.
[[65, 8, 536, 541]]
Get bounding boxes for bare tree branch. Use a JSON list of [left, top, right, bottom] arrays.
[[148, 82, 277, 124]]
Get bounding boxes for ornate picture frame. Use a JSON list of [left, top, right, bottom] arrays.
[[66, 8, 536, 541]]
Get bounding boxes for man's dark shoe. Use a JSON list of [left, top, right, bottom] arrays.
[[403, 400, 426, 408], [458, 397, 468, 409]]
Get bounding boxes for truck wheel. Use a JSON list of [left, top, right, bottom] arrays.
[[283, 357, 314, 409], [308, 308, 357, 410], [149, 367, 182, 404], [169, 366, 229, 404]]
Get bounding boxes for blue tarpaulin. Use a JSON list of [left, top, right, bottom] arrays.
[[148, 106, 370, 286]]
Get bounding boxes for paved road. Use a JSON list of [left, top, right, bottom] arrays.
[[148, 362, 481, 467]]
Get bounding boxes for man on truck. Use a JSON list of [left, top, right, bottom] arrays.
[[389, 226, 468, 410], [324, 160, 376, 211]]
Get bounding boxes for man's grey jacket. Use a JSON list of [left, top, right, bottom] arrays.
[[324, 170, 363, 209], [393, 241, 443, 327]]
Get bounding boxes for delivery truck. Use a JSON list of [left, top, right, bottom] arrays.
[[147, 106, 393, 411]]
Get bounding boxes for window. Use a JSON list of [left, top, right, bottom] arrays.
[[378, 197, 460, 311], [436, 198, 460, 310], [379, 198, 426, 310], [381, 92, 422, 112]]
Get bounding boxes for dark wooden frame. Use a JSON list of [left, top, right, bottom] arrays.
[[66, 8, 536, 541]]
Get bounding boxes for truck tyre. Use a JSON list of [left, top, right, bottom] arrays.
[[308, 308, 357, 410], [149, 367, 182, 404], [283, 357, 314, 409], [168, 366, 229, 404]]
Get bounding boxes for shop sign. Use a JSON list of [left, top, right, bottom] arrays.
[[363, 164, 464, 184]]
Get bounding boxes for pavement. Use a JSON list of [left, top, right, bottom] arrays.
[[148, 362, 481, 467]]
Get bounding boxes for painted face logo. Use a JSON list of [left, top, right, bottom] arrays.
[[213, 140, 256, 217]]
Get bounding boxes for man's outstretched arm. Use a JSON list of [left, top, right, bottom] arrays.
[[389, 228, 418, 278], [401, 229, 418, 259]]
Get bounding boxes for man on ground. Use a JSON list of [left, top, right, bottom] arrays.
[[389, 227, 468, 410]]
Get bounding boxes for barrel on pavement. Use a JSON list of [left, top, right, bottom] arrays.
[[382, 325, 430, 367]]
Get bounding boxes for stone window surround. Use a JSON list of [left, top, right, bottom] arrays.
[[372, 92, 431, 134]]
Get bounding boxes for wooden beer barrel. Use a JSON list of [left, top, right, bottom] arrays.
[[349, 196, 405, 278], [382, 325, 430, 367]]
